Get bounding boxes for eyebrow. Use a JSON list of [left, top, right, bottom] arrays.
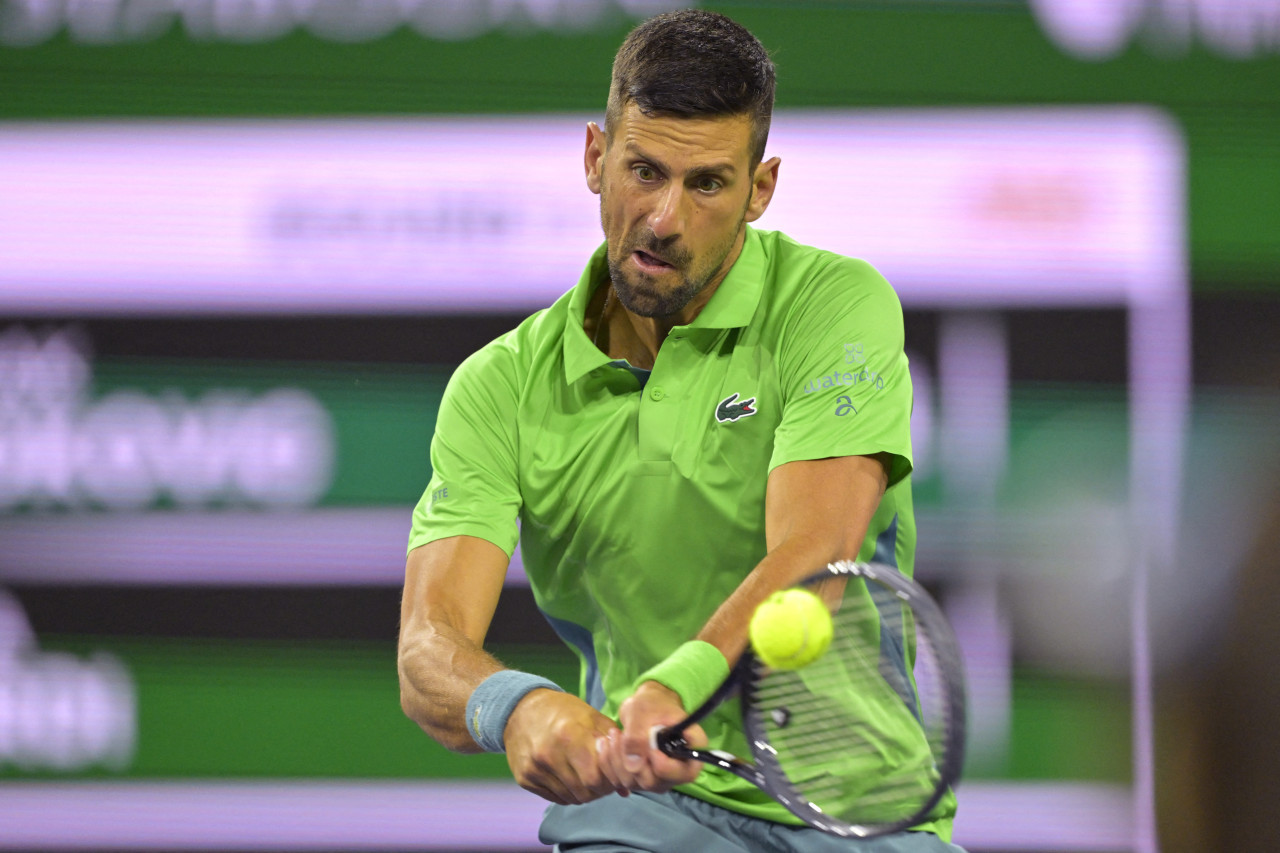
[[626, 144, 738, 180]]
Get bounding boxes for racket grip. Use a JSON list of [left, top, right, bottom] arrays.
[[651, 724, 689, 757]]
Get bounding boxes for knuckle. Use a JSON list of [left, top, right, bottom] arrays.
[[548, 719, 580, 748], [621, 732, 648, 751]]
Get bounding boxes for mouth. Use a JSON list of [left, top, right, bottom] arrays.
[[632, 249, 675, 273]]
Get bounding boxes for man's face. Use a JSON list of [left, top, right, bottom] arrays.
[[585, 103, 778, 319]]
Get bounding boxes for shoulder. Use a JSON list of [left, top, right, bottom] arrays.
[[449, 293, 571, 389], [753, 229, 902, 331], [434, 301, 571, 448]]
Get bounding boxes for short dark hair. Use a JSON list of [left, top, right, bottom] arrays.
[[605, 10, 776, 167]]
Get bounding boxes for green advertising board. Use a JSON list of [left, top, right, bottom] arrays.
[[2, 0, 1278, 288]]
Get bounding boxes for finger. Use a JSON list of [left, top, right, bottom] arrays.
[[544, 755, 595, 805], [641, 722, 705, 792], [617, 733, 672, 793], [619, 725, 654, 777], [517, 772, 571, 806], [648, 748, 702, 789], [562, 721, 628, 803], [564, 735, 614, 801], [681, 722, 709, 749], [605, 727, 648, 793], [593, 721, 627, 795], [595, 731, 630, 797], [639, 759, 699, 793], [529, 743, 601, 806]]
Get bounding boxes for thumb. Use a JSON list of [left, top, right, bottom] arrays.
[[681, 723, 709, 749]]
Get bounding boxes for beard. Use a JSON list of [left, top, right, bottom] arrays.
[[601, 191, 746, 319]]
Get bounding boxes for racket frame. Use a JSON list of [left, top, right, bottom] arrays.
[[653, 559, 966, 839]]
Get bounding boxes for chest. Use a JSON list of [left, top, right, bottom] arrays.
[[518, 329, 781, 516]]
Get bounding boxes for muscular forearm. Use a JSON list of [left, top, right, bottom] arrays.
[[398, 618, 505, 753], [696, 454, 887, 663], [398, 536, 513, 753], [398, 541, 620, 806], [695, 533, 854, 663]]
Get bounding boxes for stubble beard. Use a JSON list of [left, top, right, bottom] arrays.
[[601, 194, 745, 319]]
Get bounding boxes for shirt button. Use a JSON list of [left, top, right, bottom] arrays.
[[649, 386, 665, 401]]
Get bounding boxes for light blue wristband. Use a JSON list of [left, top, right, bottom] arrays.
[[464, 670, 564, 753]]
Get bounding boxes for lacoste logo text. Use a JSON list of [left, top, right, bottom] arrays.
[[715, 393, 757, 423]]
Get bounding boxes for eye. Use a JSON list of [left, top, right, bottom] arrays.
[[633, 164, 658, 182], [696, 175, 723, 193]]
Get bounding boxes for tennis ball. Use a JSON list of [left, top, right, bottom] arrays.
[[749, 588, 833, 670]]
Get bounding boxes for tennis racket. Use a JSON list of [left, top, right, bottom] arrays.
[[652, 560, 965, 838]]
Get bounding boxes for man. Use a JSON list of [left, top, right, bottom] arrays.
[[398, 10, 962, 852]]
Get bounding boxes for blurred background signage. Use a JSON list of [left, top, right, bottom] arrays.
[[0, 110, 1180, 312], [7, 0, 1280, 61], [1030, 0, 1280, 60], [0, 0, 687, 44]]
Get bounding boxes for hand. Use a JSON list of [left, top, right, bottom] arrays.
[[600, 681, 706, 794], [503, 688, 621, 805]]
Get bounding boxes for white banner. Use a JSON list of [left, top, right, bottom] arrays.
[[0, 108, 1183, 313]]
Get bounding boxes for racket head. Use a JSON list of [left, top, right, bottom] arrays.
[[740, 560, 966, 838]]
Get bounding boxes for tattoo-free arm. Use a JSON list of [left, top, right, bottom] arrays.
[[398, 534, 622, 803], [697, 453, 890, 660], [398, 534, 510, 753]]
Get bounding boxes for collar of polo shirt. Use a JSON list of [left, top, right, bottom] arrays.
[[563, 226, 767, 384]]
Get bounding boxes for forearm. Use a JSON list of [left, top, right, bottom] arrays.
[[695, 533, 855, 663], [398, 535, 511, 753], [398, 543, 618, 805], [696, 454, 887, 663], [398, 618, 505, 753]]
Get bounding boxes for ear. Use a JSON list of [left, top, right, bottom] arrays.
[[744, 156, 781, 223], [584, 121, 606, 195]]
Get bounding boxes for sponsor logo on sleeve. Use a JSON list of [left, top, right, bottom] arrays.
[[803, 369, 884, 395]]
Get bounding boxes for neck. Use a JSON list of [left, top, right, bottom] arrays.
[[624, 284, 712, 356], [611, 226, 747, 365], [593, 283, 659, 370]]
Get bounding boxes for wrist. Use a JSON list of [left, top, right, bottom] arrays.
[[633, 640, 729, 712], [465, 670, 564, 753], [633, 680, 680, 701]]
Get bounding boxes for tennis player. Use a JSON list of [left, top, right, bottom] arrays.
[[398, 10, 962, 852]]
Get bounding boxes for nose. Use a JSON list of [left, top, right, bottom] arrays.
[[647, 183, 686, 240]]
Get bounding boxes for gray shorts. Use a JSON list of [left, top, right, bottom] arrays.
[[539, 791, 967, 853]]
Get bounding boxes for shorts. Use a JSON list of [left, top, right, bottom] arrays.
[[539, 791, 966, 853]]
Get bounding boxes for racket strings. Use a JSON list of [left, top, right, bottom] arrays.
[[748, 582, 956, 830]]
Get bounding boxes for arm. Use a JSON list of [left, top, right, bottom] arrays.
[[604, 452, 890, 791], [699, 452, 889, 660], [398, 534, 624, 803], [397, 534, 509, 752]]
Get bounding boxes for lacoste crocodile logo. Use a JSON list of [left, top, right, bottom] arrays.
[[715, 392, 758, 423]]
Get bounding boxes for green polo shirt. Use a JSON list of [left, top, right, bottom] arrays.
[[409, 226, 952, 835]]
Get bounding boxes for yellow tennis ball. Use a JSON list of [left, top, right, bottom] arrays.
[[749, 588, 833, 670]]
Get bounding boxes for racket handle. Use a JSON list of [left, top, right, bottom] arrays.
[[651, 724, 689, 757], [652, 725, 767, 786]]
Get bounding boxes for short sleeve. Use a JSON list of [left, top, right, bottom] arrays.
[[407, 342, 522, 556], [769, 257, 913, 486]]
